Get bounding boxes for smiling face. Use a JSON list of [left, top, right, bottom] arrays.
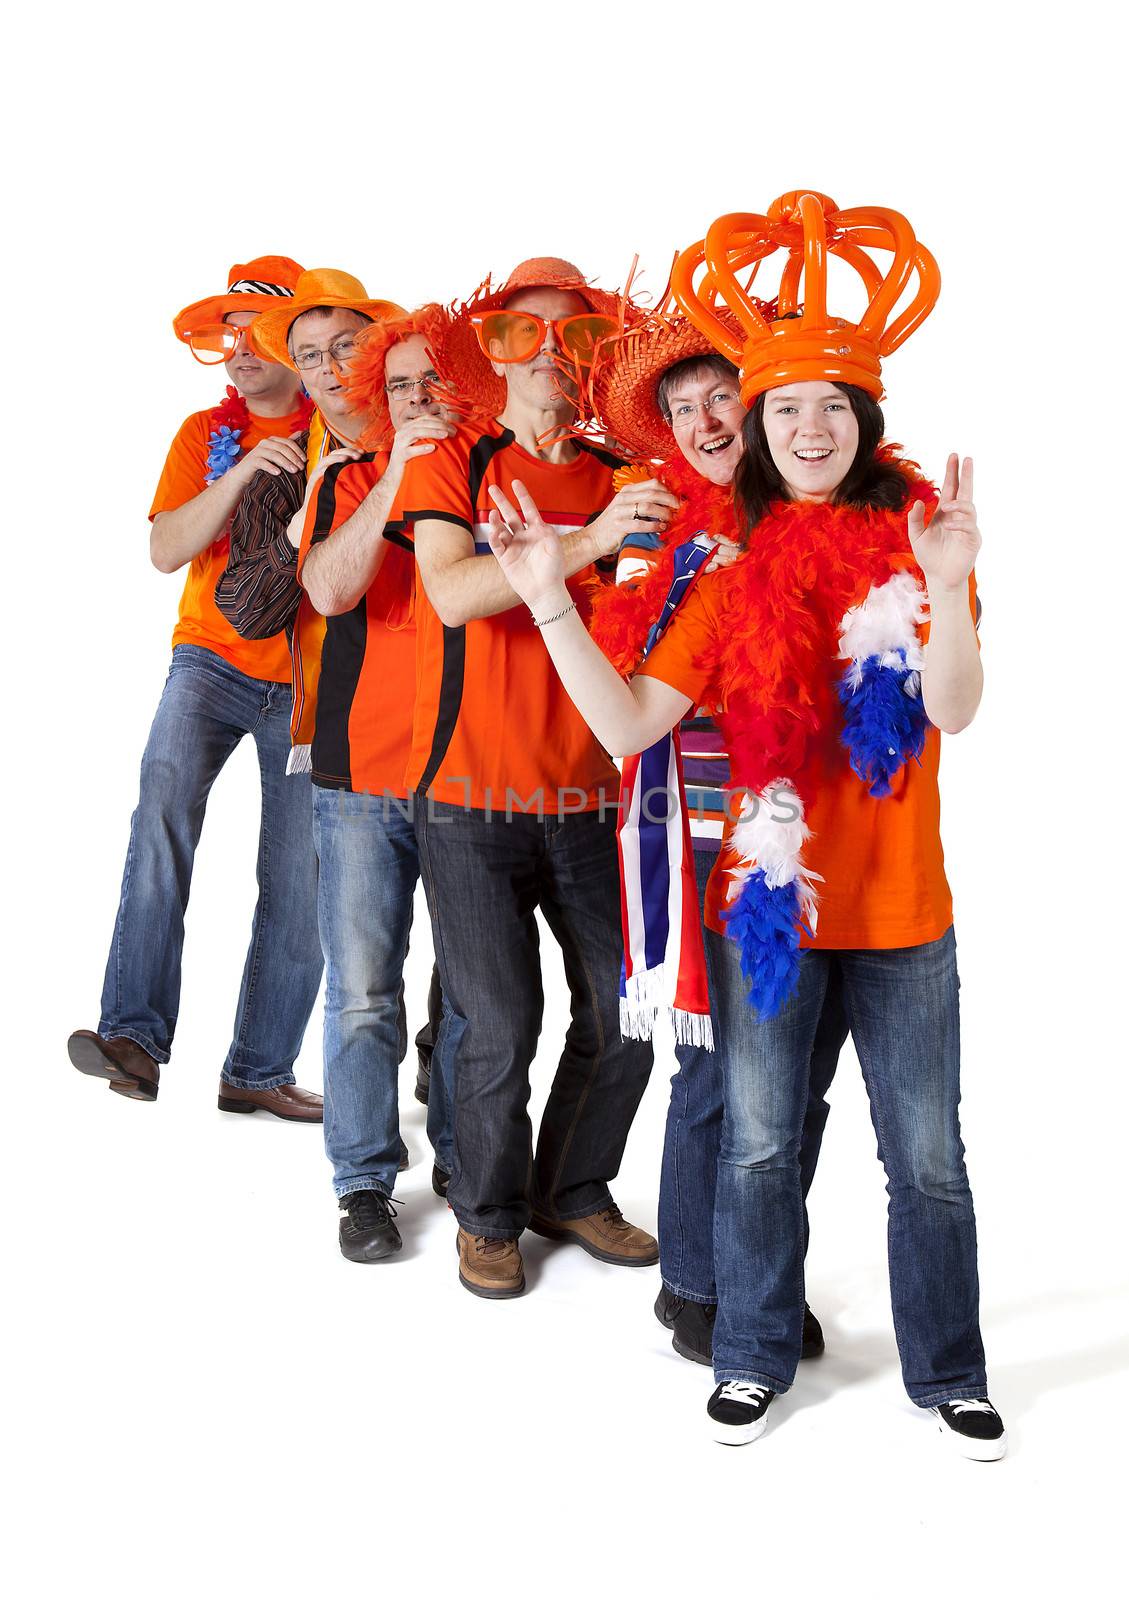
[[761, 381, 859, 500], [662, 358, 747, 486], [492, 285, 589, 411], [223, 309, 300, 408], [287, 307, 370, 431]]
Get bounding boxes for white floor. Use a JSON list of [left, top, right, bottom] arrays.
[[11, 877, 1126, 1598]]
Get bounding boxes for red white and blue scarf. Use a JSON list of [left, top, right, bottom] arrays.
[[618, 533, 716, 1049]]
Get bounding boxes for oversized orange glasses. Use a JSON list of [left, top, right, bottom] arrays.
[[471, 310, 618, 365], [186, 322, 254, 365]]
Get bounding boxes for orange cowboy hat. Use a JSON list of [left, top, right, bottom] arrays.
[[172, 255, 306, 343], [250, 268, 406, 369], [341, 303, 454, 452], [594, 304, 754, 460], [438, 256, 629, 418]]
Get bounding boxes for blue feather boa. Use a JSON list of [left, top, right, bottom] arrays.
[[837, 652, 929, 797], [721, 870, 804, 1019]]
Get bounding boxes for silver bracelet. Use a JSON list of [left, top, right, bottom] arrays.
[[531, 601, 577, 628]]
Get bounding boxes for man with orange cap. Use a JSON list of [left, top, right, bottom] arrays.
[[67, 258, 326, 1121], [397, 258, 679, 1298]]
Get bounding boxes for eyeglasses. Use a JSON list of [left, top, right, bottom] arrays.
[[668, 390, 744, 429], [291, 334, 359, 372], [470, 310, 619, 365], [186, 322, 253, 366], [385, 372, 441, 400]]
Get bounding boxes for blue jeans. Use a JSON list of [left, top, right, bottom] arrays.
[[658, 849, 848, 1303], [98, 644, 323, 1087], [416, 800, 652, 1239], [313, 789, 455, 1197], [712, 926, 987, 1407]]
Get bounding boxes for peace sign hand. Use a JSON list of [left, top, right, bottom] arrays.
[[486, 480, 567, 609], [908, 454, 982, 592]]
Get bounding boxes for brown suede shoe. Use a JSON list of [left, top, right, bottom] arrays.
[[217, 1082, 323, 1122], [530, 1203, 659, 1266], [67, 1031, 160, 1101], [456, 1228, 525, 1299]]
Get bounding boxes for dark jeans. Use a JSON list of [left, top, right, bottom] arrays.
[[415, 800, 652, 1239], [711, 925, 987, 1407], [98, 644, 323, 1087], [658, 848, 849, 1303]]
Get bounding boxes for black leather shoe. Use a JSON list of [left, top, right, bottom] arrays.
[[338, 1191, 402, 1263], [802, 1302, 825, 1359], [431, 1164, 450, 1199], [655, 1285, 716, 1366]]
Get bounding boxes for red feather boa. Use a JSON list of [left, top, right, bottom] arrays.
[[590, 452, 937, 801]]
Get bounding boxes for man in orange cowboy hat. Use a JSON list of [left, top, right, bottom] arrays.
[[67, 257, 326, 1121], [396, 257, 680, 1298], [216, 284, 459, 1260]]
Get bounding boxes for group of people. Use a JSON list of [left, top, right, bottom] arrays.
[[68, 190, 1007, 1458]]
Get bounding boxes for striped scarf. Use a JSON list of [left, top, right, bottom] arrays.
[[618, 533, 716, 1049]]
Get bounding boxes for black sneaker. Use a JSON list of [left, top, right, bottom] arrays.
[[707, 1382, 776, 1445], [801, 1302, 825, 1359], [338, 1191, 403, 1263], [930, 1398, 1007, 1461], [654, 1286, 716, 1366], [432, 1164, 451, 1199], [414, 1059, 431, 1106]]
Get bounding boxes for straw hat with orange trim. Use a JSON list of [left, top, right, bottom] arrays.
[[439, 256, 628, 418], [250, 268, 406, 369], [172, 256, 306, 342], [594, 306, 757, 461]]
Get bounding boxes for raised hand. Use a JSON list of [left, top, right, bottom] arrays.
[[485, 480, 567, 610], [908, 454, 981, 591]]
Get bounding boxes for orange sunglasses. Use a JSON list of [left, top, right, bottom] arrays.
[[470, 309, 619, 365], [186, 321, 255, 366]]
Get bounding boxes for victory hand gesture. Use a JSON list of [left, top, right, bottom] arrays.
[[908, 454, 981, 592], [486, 480, 566, 610]]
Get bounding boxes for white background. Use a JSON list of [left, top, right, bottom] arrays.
[[5, 3, 1127, 1596]]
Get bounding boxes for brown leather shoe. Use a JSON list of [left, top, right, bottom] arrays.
[[456, 1227, 525, 1299], [67, 1031, 160, 1101], [530, 1203, 659, 1266], [217, 1082, 323, 1122]]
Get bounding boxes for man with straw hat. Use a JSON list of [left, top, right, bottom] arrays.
[[67, 256, 326, 1121], [590, 306, 848, 1366], [397, 257, 678, 1298]]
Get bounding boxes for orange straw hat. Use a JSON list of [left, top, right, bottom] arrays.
[[342, 303, 454, 452], [250, 268, 406, 369], [594, 302, 759, 460], [439, 256, 630, 418], [670, 191, 940, 405], [172, 255, 305, 341]]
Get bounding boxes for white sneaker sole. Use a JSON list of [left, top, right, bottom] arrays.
[[932, 1413, 1008, 1461], [710, 1415, 769, 1446]]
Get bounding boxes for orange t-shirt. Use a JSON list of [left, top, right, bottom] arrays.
[[396, 420, 622, 814], [297, 453, 416, 799], [639, 570, 979, 950], [150, 403, 310, 682]]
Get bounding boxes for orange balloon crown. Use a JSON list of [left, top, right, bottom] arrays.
[[670, 191, 940, 405]]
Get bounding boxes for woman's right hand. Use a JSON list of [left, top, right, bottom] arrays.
[[485, 480, 567, 611]]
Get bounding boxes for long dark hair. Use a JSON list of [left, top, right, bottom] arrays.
[[732, 383, 910, 535]]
